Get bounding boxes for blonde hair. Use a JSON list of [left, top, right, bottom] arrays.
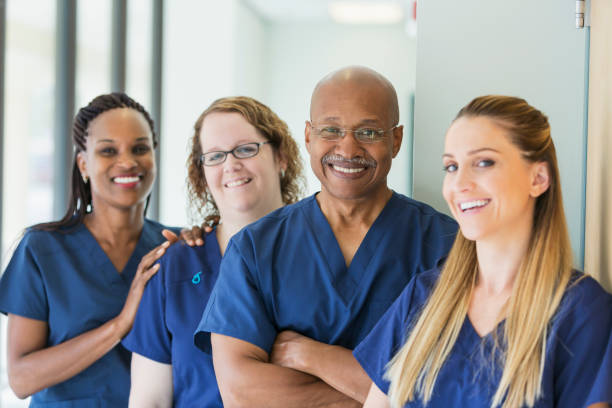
[[186, 96, 305, 224], [385, 95, 573, 408]]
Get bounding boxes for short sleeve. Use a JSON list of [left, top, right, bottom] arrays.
[[353, 275, 423, 394], [0, 232, 49, 320], [122, 258, 171, 364], [194, 239, 277, 354], [552, 277, 612, 407]]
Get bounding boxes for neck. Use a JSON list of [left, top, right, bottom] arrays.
[[216, 199, 285, 255], [83, 203, 145, 246], [475, 215, 533, 295], [316, 186, 392, 230]]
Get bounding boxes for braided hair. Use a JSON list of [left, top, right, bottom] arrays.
[[35, 93, 156, 231]]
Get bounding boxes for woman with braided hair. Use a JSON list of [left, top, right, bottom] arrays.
[[0, 92, 178, 406]]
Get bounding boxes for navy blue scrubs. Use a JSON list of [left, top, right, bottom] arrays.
[[195, 192, 457, 354], [354, 268, 612, 407], [0, 219, 172, 407], [122, 230, 223, 407]]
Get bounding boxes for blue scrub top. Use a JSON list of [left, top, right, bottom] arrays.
[[122, 230, 223, 407], [195, 192, 457, 354], [354, 268, 612, 407], [0, 219, 173, 407]]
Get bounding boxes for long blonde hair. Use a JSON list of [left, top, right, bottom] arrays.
[[385, 95, 573, 408]]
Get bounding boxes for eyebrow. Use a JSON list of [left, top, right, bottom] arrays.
[[96, 137, 150, 144], [442, 147, 501, 158]]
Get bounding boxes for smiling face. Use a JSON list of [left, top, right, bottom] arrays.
[[306, 74, 402, 203], [77, 108, 155, 212], [200, 111, 284, 220], [442, 116, 549, 244]]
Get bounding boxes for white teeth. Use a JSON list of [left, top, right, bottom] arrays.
[[225, 178, 250, 188], [114, 176, 140, 184], [460, 200, 489, 211], [332, 165, 365, 174]]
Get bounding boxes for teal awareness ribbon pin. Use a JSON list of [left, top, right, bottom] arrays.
[[192, 271, 202, 284]]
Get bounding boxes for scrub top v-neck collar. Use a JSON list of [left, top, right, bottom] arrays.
[[303, 192, 402, 305], [78, 221, 157, 286]]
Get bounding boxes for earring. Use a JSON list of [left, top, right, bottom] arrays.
[[82, 175, 88, 183], [281, 169, 286, 179]]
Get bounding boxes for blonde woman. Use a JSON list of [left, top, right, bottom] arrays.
[[354, 95, 612, 408]]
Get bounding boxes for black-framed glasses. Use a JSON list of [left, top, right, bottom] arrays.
[[309, 121, 398, 143], [200, 141, 273, 166]]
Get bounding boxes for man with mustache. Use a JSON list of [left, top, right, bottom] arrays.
[[195, 66, 457, 406]]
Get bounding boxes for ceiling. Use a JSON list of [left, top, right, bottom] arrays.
[[243, 0, 411, 23]]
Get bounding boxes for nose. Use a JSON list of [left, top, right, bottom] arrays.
[[452, 167, 475, 192], [222, 153, 243, 173], [334, 130, 363, 158], [116, 151, 138, 169]]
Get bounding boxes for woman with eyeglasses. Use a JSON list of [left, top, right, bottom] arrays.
[[122, 96, 305, 407], [354, 95, 612, 408], [0, 93, 180, 406]]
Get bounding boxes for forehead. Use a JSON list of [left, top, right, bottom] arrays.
[[87, 108, 151, 141], [199, 111, 262, 148], [445, 116, 516, 154], [310, 80, 391, 125]]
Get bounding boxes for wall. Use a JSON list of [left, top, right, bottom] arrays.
[[263, 22, 417, 196], [159, 0, 265, 227], [413, 0, 589, 266], [585, 0, 612, 290]]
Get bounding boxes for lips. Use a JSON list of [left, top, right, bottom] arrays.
[[459, 199, 490, 212], [112, 174, 142, 188], [224, 177, 252, 188]]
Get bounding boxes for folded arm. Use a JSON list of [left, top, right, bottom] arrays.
[[270, 330, 372, 403], [211, 333, 360, 408]]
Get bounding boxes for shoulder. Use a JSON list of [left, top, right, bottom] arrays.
[[17, 224, 82, 254], [390, 192, 457, 228], [233, 195, 314, 241], [158, 231, 219, 281], [143, 218, 179, 235], [558, 272, 612, 316]]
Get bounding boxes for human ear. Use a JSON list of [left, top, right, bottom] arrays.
[[391, 125, 403, 158], [304, 121, 312, 154], [530, 161, 551, 198], [76, 151, 88, 182]]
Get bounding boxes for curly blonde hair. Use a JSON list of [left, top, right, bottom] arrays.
[[186, 96, 305, 224]]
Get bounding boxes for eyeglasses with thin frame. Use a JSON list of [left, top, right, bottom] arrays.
[[200, 141, 273, 166], [308, 121, 398, 143]]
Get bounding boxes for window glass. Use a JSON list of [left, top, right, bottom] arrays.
[[75, 0, 112, 109], [1, 2, 56, 405], [126, 0, 153, 110]]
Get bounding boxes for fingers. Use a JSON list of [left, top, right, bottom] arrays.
[[161, 229, 179, 243], [191, 226, 204, 246], [136, 241, 170, 274]]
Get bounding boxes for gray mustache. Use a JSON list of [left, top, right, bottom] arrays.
[[322, 154, 376, 168]]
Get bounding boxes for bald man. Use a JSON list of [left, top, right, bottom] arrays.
[[195, 66, 457, 406]]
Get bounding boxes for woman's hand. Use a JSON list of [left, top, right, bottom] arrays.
[[179, 216, 220, 246], [115, 234, 175, 337]]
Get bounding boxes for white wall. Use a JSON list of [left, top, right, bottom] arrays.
[[413, 0, 588, 266], [262, 22, 417, 196], [159, 0, 266, 227]]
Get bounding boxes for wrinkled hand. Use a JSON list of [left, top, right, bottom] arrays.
[[116, 232, 176, 338], [270, 330, 317, 372], [179, 216, 219, 246]]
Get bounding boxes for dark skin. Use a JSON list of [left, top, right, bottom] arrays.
[[210, 66, 403, 407], [6, 108, 171, 399]]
